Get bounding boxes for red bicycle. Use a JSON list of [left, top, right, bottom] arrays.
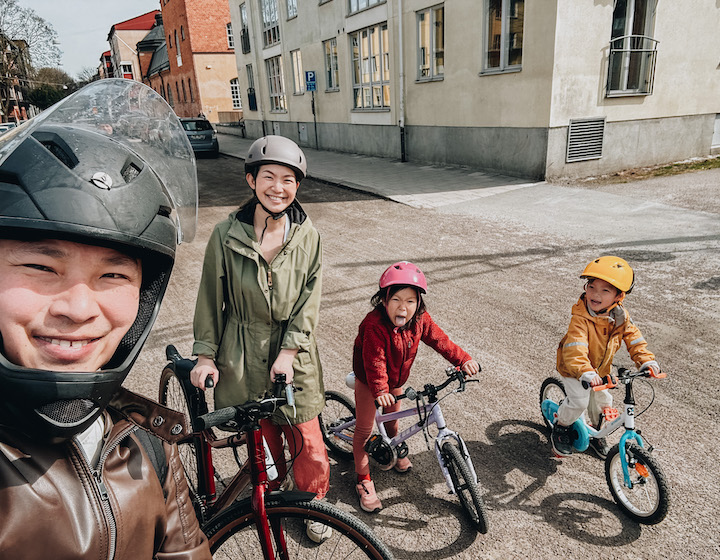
[[159, 345, 393, 559]]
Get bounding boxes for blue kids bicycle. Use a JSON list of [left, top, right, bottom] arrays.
[[320, 366, 489, 534], [540, 366, 670, 524]]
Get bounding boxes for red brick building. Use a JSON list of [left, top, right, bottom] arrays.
[[152, 0, 239, 122]]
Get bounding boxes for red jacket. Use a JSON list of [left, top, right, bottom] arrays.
[[353, 307, 472, 398]]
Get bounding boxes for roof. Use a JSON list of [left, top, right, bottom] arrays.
[[108, 10, 160, 39]]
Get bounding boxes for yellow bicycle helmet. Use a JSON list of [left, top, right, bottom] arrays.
[[581, 256, 634, 293]]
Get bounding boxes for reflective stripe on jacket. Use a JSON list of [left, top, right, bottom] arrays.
[[556, 295, 655, 379], [192, 204, 324, 423], [0, 388, 211, 560]]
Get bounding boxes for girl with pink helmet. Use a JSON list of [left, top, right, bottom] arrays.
[[351, 261, 480, 513]]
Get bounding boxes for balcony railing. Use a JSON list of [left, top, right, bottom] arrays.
[[240, 29, 251, 54], [606, 35, 658, 97]]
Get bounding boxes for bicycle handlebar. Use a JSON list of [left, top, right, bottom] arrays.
[[582, 367, 667, 391], [195, 388, 288, 432], [391, 366, 478, 405]]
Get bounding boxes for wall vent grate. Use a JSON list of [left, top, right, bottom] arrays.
[[566, 117, 605, 163]]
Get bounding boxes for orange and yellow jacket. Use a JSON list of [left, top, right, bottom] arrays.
[[556, 295, 655, 379]]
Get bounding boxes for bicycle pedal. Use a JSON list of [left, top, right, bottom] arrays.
[[602, 407, 620, 421]]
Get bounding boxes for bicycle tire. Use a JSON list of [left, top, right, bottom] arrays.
[[441, 441, 489, 534], [159, 364, 204, 511], [319, 391, 356, 461], [204, 496, 394, 560], [605, 442, 670, 524], [539, 377, 567, 430]]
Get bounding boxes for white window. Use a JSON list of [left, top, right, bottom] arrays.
[[351, 23, 389, 109], [417, 4, 444, 80], [266, 55, 286, 111], [175, 30, 182, 66], [230, 78, 242, 109], [291, 49, 304, 94], [607, 0, 657, 96], [120, 63, 133, 79], [287, 0, 297, 19], [324, 38, 339, 91], [261, 0, 280, 47], [227, 22, 235, 49], [349, 0, 384, 14], [482, 0, 523, 73]]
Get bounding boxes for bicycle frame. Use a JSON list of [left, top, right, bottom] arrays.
[[331, 393, 478, 493]]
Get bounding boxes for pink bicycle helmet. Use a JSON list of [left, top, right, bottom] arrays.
[[379, 261, 427, 294]]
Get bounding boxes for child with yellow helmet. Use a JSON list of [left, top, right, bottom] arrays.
[[551, 256, 660, 459]]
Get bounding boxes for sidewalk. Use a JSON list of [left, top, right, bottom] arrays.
[[217, 132, 543, 209]]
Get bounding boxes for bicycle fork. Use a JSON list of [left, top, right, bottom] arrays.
[[617, 400, 645, 489]]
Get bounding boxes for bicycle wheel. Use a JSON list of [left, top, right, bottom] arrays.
[[204, 497, 394, 560], [319, 391, 356, 461], [605, 442, 670, 524], [539, 377, 567, 430], [441, 441, 489, 534], [159, 364, 203, 505]]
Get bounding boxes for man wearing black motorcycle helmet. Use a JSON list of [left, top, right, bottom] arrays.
[[0, 80, 211, 559]]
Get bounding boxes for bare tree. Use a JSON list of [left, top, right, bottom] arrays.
[[0, 0, 62, 120]]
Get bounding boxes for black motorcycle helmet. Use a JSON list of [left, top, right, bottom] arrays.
[[0, 79, 197, 443]]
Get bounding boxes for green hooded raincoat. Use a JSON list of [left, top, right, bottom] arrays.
[[192, 204, 324, 424]]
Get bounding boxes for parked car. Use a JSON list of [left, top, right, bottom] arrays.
[[0, 122, 18, 136], [180, 117, 219, 157]]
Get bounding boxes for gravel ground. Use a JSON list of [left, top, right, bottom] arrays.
[[130, 156, 720, 560]]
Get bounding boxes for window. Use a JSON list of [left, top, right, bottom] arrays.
[[181, 26, 185, 40], [188, 79, 194, 102], [350, 23, 389, 109], [483, 0, 524, 72], [166, 84, 174, 107], [324, 38, 339, 91], [120, 63, 133, 79], [176, 82, 181, 103], [607, 0, 657, 96], [227, 22, 235, 48], [260, 0, 280, 47], [239, 4, 251, 53], [291, 49, 304, 94], [265, 55, 286, 111], [182, 80, 187, 102], [287, 0, 297, 18], [246, 64, 255, 89], [349, 0, 384, 14], [230, 78, 242, 109], [175, 30, 182, 66], [168, 34, 172, 48], [417, 5, 444, 80]]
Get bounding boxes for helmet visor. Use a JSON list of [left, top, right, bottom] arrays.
[[0, 79, 198, 243]]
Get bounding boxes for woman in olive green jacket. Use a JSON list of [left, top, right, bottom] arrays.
[[190, 136, 331, 542]]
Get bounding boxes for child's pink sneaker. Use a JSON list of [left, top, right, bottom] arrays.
[[394, 456, 413, 473], [356, 479, 382, 513]]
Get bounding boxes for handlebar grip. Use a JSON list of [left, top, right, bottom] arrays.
[[195, 406, 236, 431], [205, 377, 215, 388], [650, 371, 667, 379], [582, 375, 617, 390]]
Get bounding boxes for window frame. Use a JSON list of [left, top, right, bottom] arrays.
[[286, 0, 297, 19], [260, 0, 281, 47], [290, 49, 304, 94], [481, 0, 524, 74], [230, 78, 242, 109], [349, 0, 384, 15], [323, 37, 340, 91], [416, 4, 444, 81], [350, 23, 390, 110], [227, 22, 235, 49], [265, 55, 287, 112]]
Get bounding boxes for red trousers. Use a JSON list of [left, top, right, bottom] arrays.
[[260, 416, 330, 499], [353, 380, 404, 476]]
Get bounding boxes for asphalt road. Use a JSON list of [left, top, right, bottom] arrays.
[[129, 156, 720, 560]]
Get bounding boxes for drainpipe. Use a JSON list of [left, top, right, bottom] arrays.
[[398, 0, 407, 162]]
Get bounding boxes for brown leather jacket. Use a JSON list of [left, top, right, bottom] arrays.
[[0, 387, 212, 560]]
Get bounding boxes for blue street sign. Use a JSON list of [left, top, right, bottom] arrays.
[[305, 70, 316, 92]]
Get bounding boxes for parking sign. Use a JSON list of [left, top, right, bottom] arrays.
[[305, 70, 317, 92]]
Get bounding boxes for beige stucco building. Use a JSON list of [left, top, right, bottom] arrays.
[[230, 0, 720, 180]]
